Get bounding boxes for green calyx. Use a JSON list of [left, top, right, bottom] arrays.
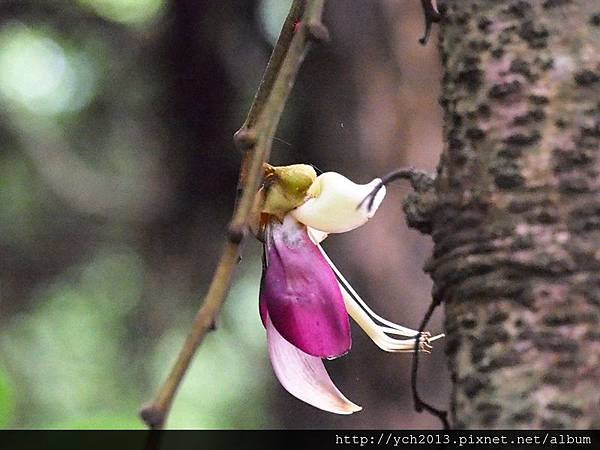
[[261, 163, 317, 219]]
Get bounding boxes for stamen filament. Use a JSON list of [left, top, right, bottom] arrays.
[[380, 327, 444, 342], [317, 244, 423, 337], [341, 287, 431, 352]]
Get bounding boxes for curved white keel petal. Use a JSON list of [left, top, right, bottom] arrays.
[[292, 173, 386, 234]]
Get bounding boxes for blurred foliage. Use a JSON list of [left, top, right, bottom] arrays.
[[0, 0, 280, 429], [0, 23, 98, 115], [77, 0, 166, 26], [0, 366, 15, 428], [153, 272, 270, 429], [2, 251, 144, 427], [0, 153, 41, 245], [257, 0, 291, 45], [1, 248, 269, 428]]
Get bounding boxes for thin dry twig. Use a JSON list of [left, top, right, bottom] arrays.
[[140, 0, 328, 430]]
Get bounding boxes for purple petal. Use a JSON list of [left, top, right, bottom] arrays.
[[266, 314, 361, 414], [261, 216, 351, 358], [259, 269, 268, 327], [259, 295, 268, 328]]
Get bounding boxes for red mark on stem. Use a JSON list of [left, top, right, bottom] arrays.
[[293, 21, 302, 33]]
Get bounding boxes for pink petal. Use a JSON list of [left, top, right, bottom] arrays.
[[266, 315, 361, 414], [261, 216, 351, 358]]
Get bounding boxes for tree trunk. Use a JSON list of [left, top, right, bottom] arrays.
[[414, 0, 600, 428]]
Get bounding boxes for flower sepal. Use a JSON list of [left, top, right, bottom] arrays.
[[261, 163, 317, 219]]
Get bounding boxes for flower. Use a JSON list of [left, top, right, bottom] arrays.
[[255, 164, 443, 414]]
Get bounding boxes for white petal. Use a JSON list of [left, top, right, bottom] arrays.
[[307, 227, 329, 244], [291, 172, 386, 234], [266, 315, 362, 415]]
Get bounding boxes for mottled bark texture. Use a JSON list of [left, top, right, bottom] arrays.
[[408, 0, 600, 428]]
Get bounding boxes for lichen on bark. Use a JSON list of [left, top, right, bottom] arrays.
[[409, 0, 600, 428]]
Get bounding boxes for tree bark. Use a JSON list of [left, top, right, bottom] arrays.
[[412, 0, 600, 428]]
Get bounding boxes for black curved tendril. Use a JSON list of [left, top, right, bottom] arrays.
[[358, 167, 423, 213], [419, 0, 441, 45]]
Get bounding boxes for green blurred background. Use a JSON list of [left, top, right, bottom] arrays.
[[0, 0, 448, 429]]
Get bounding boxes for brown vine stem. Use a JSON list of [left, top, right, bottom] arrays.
[[140, 0, 327, 430]]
